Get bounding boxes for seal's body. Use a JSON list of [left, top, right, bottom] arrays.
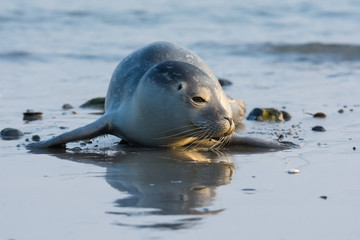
[[29, 42, 291, 149]]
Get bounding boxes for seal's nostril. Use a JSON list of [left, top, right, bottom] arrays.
[[224, 117, 233, 126]]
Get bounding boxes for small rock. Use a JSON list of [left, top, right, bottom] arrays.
[[23, 110, 43, 121], [353, 147, 356, 151], [62, 103, 73, 110], [80, 142, 86, 147], [338, 109, 344, 113], [217, 78, 233, 86], [1, 128, 23, 140], [320, 196, 328, 200], [241, 188, 256, 194], [281, 111, 291, 121], [31, 135, 41, 142], [278, 133, 284, 140], [80, 97, 105, 109], [313, 112, 326, 118], [59, 126, 67, 130], [288, 169, 300, 174], [247, 108, 286, 122], [312, 126, 326, 132]]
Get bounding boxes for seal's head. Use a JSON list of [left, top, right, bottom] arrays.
[[126, 60, 235, 148]]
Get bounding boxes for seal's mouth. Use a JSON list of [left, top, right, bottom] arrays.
[[190, 119, 235, 139]]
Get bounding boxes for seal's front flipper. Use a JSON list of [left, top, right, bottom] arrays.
[[27, 115, 111, 148], [228, 133, 298, 149]]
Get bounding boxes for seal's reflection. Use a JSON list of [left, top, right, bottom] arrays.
[[31, 146, 234, 229], [106, 150, 234, 216]]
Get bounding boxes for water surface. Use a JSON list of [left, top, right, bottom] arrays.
[[1, 0, 360, 239]]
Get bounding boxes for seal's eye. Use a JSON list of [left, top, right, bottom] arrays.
[[191, 96, 206, 103]]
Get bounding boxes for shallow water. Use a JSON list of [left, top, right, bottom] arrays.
[[1, 0, 360, 239]]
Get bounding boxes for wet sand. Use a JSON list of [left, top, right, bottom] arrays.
[[1, 70, 360, 239]]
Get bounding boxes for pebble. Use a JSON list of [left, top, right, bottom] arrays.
[[312, 126, 326, 132], [320, 196, 328, 200], [1, 128, 23, 140], [217, 78, 233, 86], [313, 112, 326, 118], [62, 103, 73, 110], [80, 97, 105, 109], [288, 169, 300, 174], [31, 135, 41, 142], [353, 147, 356, 151], [338, 109, 344, 113], [281, 111, 292, 121], [278, 133, 284, 140], [23, 110, 43, 121]]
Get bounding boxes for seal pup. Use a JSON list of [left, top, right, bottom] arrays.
[[28, 42, 290, 149]]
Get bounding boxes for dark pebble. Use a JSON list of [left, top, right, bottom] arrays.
[[353, 147, 356, 151], [241, 188, 256, 194], [80, 142, 86, 147], [338, 109, 344, 113], [313, 112, 326, 118], [87, 141, 92, 144], [312, 126, 326, 132], [80, 97, 105, 109], [350, 109, 354, 112], [25, 138, 29, 142], [281, 111, 291, 121], [278, 133, 284, 140], [247, 108, 263, 121], [62, 103, 73, 110], [59, 126, 67, 130], [320, 196, 328, 200], [241, 188, 256, 192], [31, 135, 41, 142], [23, 110, 43, 121], [217, 78, 233, 86], [1, 128, 23, 140]]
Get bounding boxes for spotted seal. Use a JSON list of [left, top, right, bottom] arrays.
[[29, 42, 290, 149]]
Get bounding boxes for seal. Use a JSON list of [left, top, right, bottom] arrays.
[[28, 42, 290, 149]]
